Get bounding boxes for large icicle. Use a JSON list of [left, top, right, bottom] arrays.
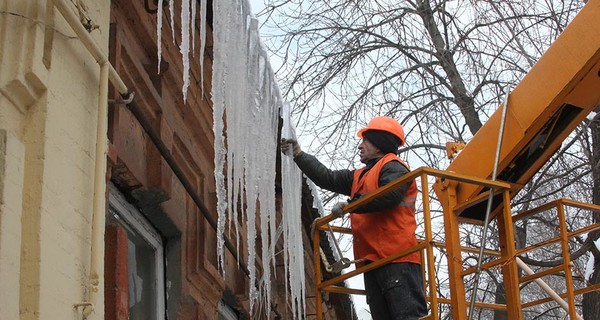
[[180, 0, 191, 101], [156, 0, 164, 73], [191, 0, 197, 54], [212, 0, 305, 318], [169, 0, 176, 44], [212, 0, 229, 274], [199, 0, 207, 96], [281, 102, 306, 319]]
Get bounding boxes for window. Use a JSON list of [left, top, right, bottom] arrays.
[[108, 185, 166, 320]]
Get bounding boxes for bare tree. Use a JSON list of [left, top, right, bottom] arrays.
[[261, 0, 581, 165]]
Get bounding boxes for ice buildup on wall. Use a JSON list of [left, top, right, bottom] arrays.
[[212, 0, 306, 318], [155, 0, 306, 316], [156, 0, 164, 72], [281, 102, 306, 318], [180, 0, 191, 101]]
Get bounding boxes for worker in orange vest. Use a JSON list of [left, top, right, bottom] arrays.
[[281, 116, 427, 319]]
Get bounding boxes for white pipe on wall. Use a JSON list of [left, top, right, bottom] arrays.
[[81, 61, 110, 317], [52, 0, 128, 317], [53, 0, 128, 95]]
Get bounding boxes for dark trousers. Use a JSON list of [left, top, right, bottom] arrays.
[[364, 262, 428, 320]]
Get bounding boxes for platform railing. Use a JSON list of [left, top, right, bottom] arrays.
[[512, 198, 600, 319], [310, 167, 600, 319]]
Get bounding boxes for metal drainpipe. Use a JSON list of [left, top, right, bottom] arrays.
[[125, 98, 250, 277], [71, 62, 110, 318], [52, 1, 251, 316], [52, 0, 117, 316], [87, 62, 110, 317]]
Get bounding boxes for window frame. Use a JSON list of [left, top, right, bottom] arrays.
[[108, 184, 166, 319]]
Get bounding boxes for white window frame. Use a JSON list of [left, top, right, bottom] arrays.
[[108, 183, 166, 320]]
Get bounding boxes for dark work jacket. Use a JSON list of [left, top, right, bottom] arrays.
[[293, 152, 410, 212]]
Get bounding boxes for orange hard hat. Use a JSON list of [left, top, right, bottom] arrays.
[[357, 116, 405, 146]]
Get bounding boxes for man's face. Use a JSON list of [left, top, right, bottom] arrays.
[[358, 138, 383, 163]]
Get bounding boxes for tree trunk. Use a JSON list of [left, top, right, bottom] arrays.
[[493, 282, 508, 320], [583, 260, 600, 319], [582, 109, 600, 319], [416, 0, 482, 135]]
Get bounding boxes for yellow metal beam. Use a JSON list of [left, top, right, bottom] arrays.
[[497, 190, 522, 318], [522, 284, 600, 309]]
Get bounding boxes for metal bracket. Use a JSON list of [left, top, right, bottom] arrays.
[[108, 91, 135, 105], [330, 257, 352, 273]]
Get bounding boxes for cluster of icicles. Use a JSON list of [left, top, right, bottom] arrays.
[[156, 0, 306, 318]]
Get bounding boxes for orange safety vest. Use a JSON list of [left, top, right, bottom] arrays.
[[350, 153, 421, 265]]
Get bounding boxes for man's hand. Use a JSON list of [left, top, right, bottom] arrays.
[[281, 138, 302, 157], [331, 201, 348, 219]]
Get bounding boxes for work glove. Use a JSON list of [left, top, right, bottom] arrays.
[[331, 201, 348, 219], [281, 138, 302, 157]]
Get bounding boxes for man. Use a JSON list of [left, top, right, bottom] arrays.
[[281, 116, 427, 319]]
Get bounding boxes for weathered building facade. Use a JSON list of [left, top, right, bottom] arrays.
[[0, 0, 355, 319]]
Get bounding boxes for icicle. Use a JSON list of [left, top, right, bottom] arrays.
[[191, 0, 197, 55], [212, 0, 306, 318], [281, 101, 306, 319], [169, 0, 176, 44], [156, 0, 164, 73], [180, 0, 191, 102], [227, 0, 247, 283], [199, 0, 207, 96], [213, 0, 228, 275], [247, 190, 258, 311]]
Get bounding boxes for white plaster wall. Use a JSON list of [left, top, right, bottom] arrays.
[[0, 0, 111, 319]]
